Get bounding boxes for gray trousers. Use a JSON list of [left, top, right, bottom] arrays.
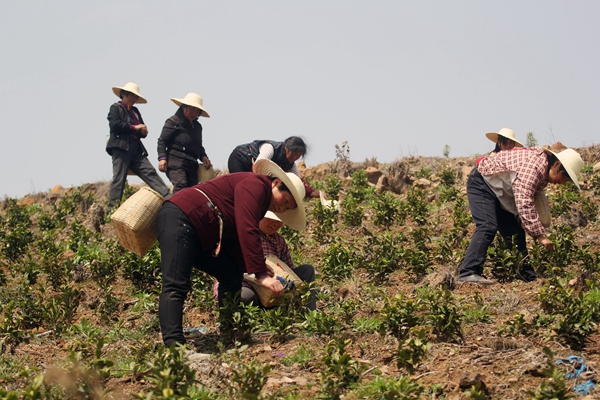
[[107, 141, 170, 211]]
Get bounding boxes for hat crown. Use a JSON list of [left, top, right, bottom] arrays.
[[122, 82, 141, 93], [497, 128, 517, 141], [285, 172, 306, 199], [112, 82, 147, 103]]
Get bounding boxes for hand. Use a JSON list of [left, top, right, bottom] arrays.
[[536, 235, 556, 251], [266, 264, 275, 277], [158, 160, 167, 172], [256, 276, 284, 298], [312, 190, 323, 199], [134, 124, 148, 138], [202, 156, 212, 169]]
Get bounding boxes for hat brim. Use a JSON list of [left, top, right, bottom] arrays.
[[253, 159, 306, 231], [543, 148, 580, 189], [485, 132, 523, 147], [171, 98, 210, 118], [112, 87, 147, 104]]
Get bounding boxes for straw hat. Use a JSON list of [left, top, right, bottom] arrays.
[[170, 93, 210, 118], [264, 211, 282, 222], [112, 82, 147, 104], [543, 148, 584, 190], [253, 159, 306, 231], [485, 128, 523, 147]]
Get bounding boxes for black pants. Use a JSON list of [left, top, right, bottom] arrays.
[[166, 156, 198, 194], [156, 202, 243, 346], [227, 150, 252, 173], [459, 168, 534, 279], [107, 141, 170, 211]]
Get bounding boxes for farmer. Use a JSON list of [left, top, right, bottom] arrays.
[[156, 159, 306, 347], [458, 147, 583, 284], [106, 82, 170, 213], [213, 211, 317, 311], [157, 93, 212, 194], [227, 136, 321, 198]]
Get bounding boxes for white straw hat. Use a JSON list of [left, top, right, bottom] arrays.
[[253, 159, 306, 231], [543, 148, 584, 190], [170, 93, 210, 118], [264, 211, 282, 222], [112, 82, 147, 104], [485, 128, 523, 147]]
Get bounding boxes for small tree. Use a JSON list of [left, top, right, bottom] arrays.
[[443, 144, 450, 158], [526, 132, 538, 147]]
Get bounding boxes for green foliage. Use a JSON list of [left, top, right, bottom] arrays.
[[134, 344, 198, 399], [487, 235, 526, 282], [324, 174, 343, 201], [229, 359, 271, 399], [537, 277, 597, 348], [303, 310, 343, 337], [416, 287, 463, 342], [319, 339, 364, 399], [348, 169, 372, 202], [218, 293, 260, 345], [549, 184, 580, 217], [379, 295, 421, 340], [0, 199, 34, 262], [394, 329, 430, 374], [415, 167, 431, 180], [312, 201, 339, 243], [321, 238, 359, 282], [281, 343, 315, 368], [371, 191, 403, 227], [361, 232, 405, 281], [526, 131, 538, 148], [443, 144, 451, 158], [406, 188, 429, 226], [350, 375, 423, 399], [527, 347, 574, 400], [341, 194, 364, 227]]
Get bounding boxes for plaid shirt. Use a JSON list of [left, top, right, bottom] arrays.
[[478, 147, 549, 237], [261, 232, 295, 269]]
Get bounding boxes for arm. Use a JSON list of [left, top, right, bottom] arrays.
[[107, 104, 135, 135], [254, 143, 275, 163], [157, 117, 178, 170], [289, 163, 319, 198]]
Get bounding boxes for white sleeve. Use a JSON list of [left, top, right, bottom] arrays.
[[255, 143, 275, 161]]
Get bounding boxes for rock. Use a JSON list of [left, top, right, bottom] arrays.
[[18, 195, 36, 206], [49, 185, 64, 199], [593, 162, 600, 173], [83, 203, 104, 232], [375, 175, 390, 193], [458, 372, 486, 389], [415, 178, 432, 188], [365, 167, 383, 185]]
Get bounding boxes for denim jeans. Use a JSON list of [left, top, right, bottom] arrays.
[[459, 168, 531, 278]]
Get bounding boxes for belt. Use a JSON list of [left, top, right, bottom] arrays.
[[195, 188, 224, 257]]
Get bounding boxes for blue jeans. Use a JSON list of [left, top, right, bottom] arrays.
[[459, 168, 532, 279]]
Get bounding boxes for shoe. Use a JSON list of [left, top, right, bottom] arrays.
[[457, 274, 495, 285]]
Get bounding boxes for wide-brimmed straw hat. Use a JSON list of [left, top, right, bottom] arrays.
[[170, 93, 210, 118], [254, 159, 306, 231], [112, 82, 147, 104], [264, 211, 282, 222], [485, 128, 523, 147], [543, 148, 584, 190]]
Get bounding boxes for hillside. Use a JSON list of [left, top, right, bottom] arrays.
[[1, 146, 600, 399]]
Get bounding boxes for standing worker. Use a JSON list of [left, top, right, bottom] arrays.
[[106, 82, 170, 213], [157, 93, 212, 194]]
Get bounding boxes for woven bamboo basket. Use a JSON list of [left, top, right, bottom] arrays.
[[245, 254, 303, 307], [198, 164, 215, 183], [111, 186, 164, 257], [534, 191, 551, 228]]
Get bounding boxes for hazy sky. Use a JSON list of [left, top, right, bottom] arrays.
[[1, 1, 598, 198]]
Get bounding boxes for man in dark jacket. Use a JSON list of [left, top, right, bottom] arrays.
[[157, 92, 212, 194], [106, 82, 170, 213]]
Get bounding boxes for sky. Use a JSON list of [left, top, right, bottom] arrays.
[[1, 1, 598, 199]]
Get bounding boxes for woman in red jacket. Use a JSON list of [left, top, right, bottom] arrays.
[[156, 159, 306, 346]]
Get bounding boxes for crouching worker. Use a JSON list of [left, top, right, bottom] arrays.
[[214, 211, 317, 311], [155, 159, 306, 347], [458, 147, 583, 284]]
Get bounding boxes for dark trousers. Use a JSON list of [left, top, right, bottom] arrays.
[[240, 264, 317, 311], [156, 202, 243, 346], [228, 150, 251, 173], [108, 141, 170, 211], [166, 156, 199, 194], [459, 168, 531, 278]]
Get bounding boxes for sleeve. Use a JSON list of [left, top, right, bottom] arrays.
[[197, 124, 207, 160], [107, 104, 134, 134], [157, 117, 178, 160], [255, 143, 275, 161], [513, 163, 546, 237], [276, 234, 295, 269], [234, 178, 271, 275]]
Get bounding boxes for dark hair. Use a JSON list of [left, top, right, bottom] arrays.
[[276, 181, 291, 193], [546, 153, 568, 176], [492, 136, 511, 153], [283, 136, 308, 157], [119, 90, 133, 100]]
